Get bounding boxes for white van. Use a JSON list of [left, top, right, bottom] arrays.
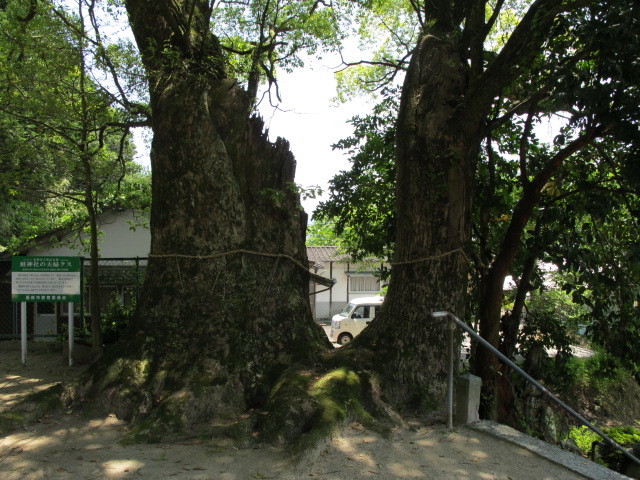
[[329, 296, 384, 345]]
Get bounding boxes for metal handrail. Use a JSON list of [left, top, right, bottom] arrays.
[[433, 310, 640, 468]]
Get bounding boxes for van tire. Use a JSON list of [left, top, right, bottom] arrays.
[[337, 333, 353, 345]]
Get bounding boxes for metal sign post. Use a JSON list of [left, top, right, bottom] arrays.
[[21, 302, 27, 365], [68, 302, 74, 366], [11, 256, 81, 366]]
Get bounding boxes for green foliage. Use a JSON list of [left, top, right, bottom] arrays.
[[607, 426, 640, 448], [485, 0, 529, 51], [569, 425, 601, 454], [548, 350, 634, 402], [552, 1, 640, 134], [479, 0, 640, 371], [0, 0, 150, 252], [314, 88, 398, 261], [543, 350, 640, 472], [570, 424, 640, 472], [102, 298, 136, 345], [212, 0, 347, 103], [547, 142, 640, 370], [257, 182, 315, 210], [519, 287, 589, 351], [306, 219, 341, 246], [112, 171, 151, 212], [335, 0, 416, 100]]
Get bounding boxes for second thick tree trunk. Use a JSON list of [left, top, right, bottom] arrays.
[[355, 35, 483, 410]]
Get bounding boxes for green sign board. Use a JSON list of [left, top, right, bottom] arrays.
[[11, 256, 81, 302]]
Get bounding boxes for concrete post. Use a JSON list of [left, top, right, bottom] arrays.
[[455, 373, 482, 425]]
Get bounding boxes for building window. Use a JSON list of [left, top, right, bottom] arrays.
[[349, 275, 380, 293]]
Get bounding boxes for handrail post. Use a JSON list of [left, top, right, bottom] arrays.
[[447, 319, 454, 429]]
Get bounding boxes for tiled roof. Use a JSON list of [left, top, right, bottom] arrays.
[[306, 246, 348, 263]]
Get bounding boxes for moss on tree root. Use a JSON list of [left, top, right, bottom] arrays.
[[113, 362, 398, 450], [91, 350, 398, 449], [257, 358, 399, 454]]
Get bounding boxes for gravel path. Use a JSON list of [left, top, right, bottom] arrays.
[[0, 345, 591, 480]]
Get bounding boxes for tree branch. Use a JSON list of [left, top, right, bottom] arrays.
[[461, 1, 487, 80], [86, 1, 135, 110], [467, 0, 588, 113], [337, 56, 410, 72], [484, 0, 506, 38], [518, 108, 536, 187], [0, 105, 81, 149], [491, 124, 606, 279], [486, 86, 552, 133]]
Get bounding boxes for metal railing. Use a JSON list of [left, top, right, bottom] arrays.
[[435, 310, 640, 469]]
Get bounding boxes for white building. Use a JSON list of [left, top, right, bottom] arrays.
[[307, 246, 387, 321], [27, 210, 150, 258]]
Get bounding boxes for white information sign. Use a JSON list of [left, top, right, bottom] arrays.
[[11, 256, 81, 302]]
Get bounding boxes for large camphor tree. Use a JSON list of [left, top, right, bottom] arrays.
[[351, 0, 580, 411], [326, 0, 639, 419], [7, 0, 638, 442], [74, 0, 345, 438]]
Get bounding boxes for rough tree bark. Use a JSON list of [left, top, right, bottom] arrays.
[[354, 33, 483, 410], [354, 0, 579, 415], [80, 0, 329, 436]]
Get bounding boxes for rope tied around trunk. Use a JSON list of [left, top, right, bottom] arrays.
[[148, 249, 335, 289], [390, 247, 470, 266]]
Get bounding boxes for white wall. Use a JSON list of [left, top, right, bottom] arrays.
[[28, 210, 150, 258]]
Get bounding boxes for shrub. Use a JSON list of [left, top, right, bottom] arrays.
[[102, 299, 135, 345], [569, 424, 640, 472]]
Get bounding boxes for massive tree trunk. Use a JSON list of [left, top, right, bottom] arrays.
[[81, 1, 329, 436], [354, 0, 578, 415], [354, 34, 485, 410]]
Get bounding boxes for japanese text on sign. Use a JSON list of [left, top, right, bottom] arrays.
[[11, 256, 81, 302]]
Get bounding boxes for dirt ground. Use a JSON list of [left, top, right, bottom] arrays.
[[0, 344, 588, 480]]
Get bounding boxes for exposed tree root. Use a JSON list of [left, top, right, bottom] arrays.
[[0, 345, 409, 454]]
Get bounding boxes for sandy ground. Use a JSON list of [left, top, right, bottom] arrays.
[[0, 346, 588, 480]]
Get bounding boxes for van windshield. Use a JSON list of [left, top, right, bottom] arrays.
[[339, 302, 355, 316]]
